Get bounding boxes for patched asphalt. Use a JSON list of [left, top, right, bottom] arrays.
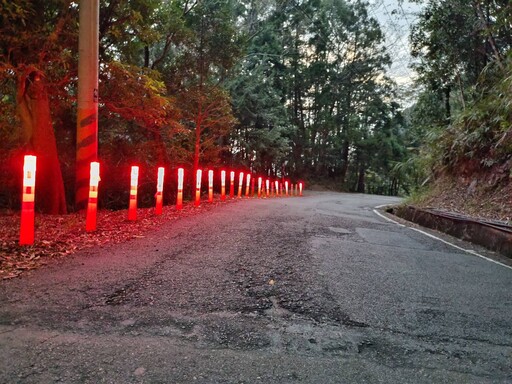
[[1, 192, 511, 383]]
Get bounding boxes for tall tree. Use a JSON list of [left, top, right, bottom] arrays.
[[0, 0, 75, 213], [167, 0, 241, 184]]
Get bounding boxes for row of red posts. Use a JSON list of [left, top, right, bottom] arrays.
[[18, 156, 304, 245]]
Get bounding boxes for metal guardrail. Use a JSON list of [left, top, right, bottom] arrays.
[[389, 206, 512, 258]]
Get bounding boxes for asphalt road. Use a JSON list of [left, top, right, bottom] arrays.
[[1, 192, 511, 383]]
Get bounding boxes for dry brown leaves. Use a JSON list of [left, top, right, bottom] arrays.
[[416, 176, 512, 224], [0, 199, 234, 280]]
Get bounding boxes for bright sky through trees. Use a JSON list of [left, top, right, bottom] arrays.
[[368, 0, 423, 85]]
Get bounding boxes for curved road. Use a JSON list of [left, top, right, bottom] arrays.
[[0, 192, 511, 383]]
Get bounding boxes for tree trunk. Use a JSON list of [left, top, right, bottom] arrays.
[[340, 89, 352, 187], [444, 86, 451, 122], [194, 117, 201, 188], [357, 163, 365, 193], [340, 139, 350, 187], [17, 68, 67, 214]]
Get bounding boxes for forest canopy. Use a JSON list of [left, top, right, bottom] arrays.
[[1, 0, 510, 214]]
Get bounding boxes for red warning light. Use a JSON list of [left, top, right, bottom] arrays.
[[271, 180, 275, 196], [285, 180, 289, 196], [128, 166, 139, 221], [245, 174, 251, 197], [265, 179, 270, 198], [208, 170, 214, 203], [251, 177, 255, 197], [221, 170, 226, 201], [230, 171, 235, 198], [155, 167, 164, 215], [195, 169, 202, 206], [275, 180, 279, 196], [299, 182, 303, 196], [19, 155, 36, 245], [257, 177, 262, 198], [177, 168, 184, 210], [238, 172, 244, 198], [86, 161, 100, 231]]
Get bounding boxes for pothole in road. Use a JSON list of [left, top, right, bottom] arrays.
[[328, 227, 352, 235]]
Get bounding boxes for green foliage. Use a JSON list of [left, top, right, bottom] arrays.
[[434, 55, 512, 171], [1, 0, 423, 211], [408, 0, 512, 188]]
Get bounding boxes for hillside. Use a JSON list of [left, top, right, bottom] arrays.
[[413, 168, 511, 224]]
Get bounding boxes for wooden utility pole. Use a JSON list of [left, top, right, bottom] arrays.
[[76, 0, 99, 210]]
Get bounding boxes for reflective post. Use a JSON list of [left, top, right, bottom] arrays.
[[237, 172, 244, 198], [208, 170, 214, 203], [155, 167, 164, 215], [128, 166, 139, 221], [245, 174, 251, 197], [285, 180, 289, 196], [251, 177, 255, 197], [221, 170, 226, 201], [195, 169, 202, 207], [177, 168, 184, 210], [86, 161, 100, 231], [271, 180, 275, 197], [257, 177, 262, 198], [265, 179, 270, 198], [229, 171, 235, 198], [19, 155, 36, 245], [275, 180, 279, 197], [299, 182, 303, 196]]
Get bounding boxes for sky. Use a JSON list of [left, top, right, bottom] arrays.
[[366, 0, 424, 87]]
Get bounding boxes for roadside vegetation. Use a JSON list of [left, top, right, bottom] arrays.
[[403, 0, 511, 222], [0, 0, 510, 221]]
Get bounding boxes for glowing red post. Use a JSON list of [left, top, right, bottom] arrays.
[[155, 167, 164, 215], [271, 180, 275, 196], [275, 180, 279, 197], [195, 169, 202, 207], [128, 166, 139, 221], [86, 161, 100, 231], [19, 155, 36, 245], [245, 174, 251, 197], [251, 177, 255, 197], [229, 171, 235, 198], [299, 182, 303, 196], [221, 170, 226, 201], [257, 177, 262, 198], [285, 180, 289, 196], [177, 168, 184, 210], [265, 179, 270, 198], [238, 172, 244, 198], [208, 170, 214, 203]]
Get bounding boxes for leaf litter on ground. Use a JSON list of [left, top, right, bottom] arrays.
[[0, 199, 233, 280]]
